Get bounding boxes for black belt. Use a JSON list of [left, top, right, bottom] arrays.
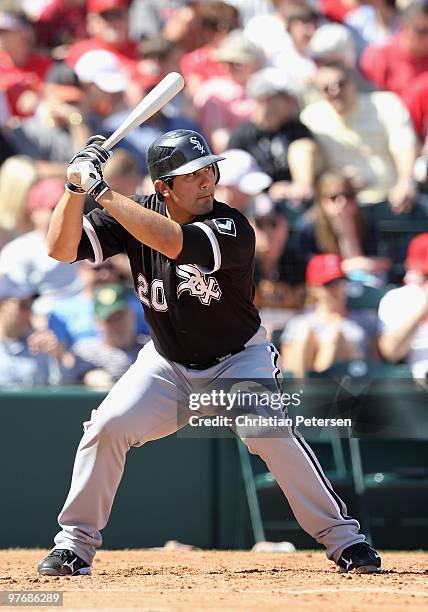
[[184, 346, 245, 370]]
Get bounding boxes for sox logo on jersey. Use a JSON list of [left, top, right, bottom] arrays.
[[177, 264, 221, 305]]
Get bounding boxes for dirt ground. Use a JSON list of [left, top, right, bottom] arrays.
[[0, 549, 427, 611]]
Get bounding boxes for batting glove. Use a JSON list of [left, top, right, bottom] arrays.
[[66, 159, 111, 201], [69, 135, 112, 169], [66, 135, 113, 197]]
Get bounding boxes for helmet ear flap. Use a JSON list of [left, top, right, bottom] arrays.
[[214, 163, 220, 184]]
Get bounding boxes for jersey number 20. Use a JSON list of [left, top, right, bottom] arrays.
[[137, 273, 168, 312]]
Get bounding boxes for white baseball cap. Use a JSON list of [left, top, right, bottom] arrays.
[[246, 67, 297, 100], [309, 23, 357, 68], [74, 50, 128, 93], [217, 149, 272, 195]]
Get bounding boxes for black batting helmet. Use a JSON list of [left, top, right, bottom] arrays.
[[146, 129, 224, 184]]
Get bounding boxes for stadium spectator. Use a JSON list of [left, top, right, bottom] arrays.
[[307, 21, 376, 96], [0, 10, 52, 117], [29, 0, 87, 49], [250, 196, 307, 338], [0, 275, 81, 388], [0, 178, 82, 311], [300, 63, 418, 213], [74, 283, 148, 389], [73, 49, 132, 136], [297, 171, 391, 284], [9, 61, 91, 163], [345, 0, 400, 52], [228, 67, 317, 209], [179, 1, 239, 97], [272, 3, 318, 94], [360, 0, 428, 100], [215, 148, 272, 213], [281, 253, 379, 377], [193, 30, 265, 152], [378, 232, 428, 379], [65, 0, 138, 71]]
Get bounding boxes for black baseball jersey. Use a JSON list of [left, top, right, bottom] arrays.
[[76, 193, 261, 366]]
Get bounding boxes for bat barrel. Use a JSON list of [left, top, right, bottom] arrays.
[[102, 72, 185, 151]]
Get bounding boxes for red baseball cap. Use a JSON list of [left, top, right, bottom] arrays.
[[306, 253, 345, 286], [28, 178, 65, 211], [87, 0, 129, 14], [405, 232, 428, 274]]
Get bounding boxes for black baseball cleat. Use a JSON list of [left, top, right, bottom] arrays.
[[37, 549, 91, 576], [337, 542, 382, 574]]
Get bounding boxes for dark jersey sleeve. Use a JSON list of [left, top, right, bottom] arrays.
[[176, 212, 255, 273], [75, 207, 126, 263]]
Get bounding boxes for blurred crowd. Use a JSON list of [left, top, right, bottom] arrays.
[[0, 0, 428, 389]]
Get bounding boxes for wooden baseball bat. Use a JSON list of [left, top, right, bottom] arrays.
[[102, 72, 185, 151]]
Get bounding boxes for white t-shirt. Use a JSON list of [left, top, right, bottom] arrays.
[[378, 284, 428, 378]]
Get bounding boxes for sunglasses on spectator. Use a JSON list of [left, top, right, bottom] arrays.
[[322, 191, 354, 201], [100, 8, 128, 21], [321, 78, 348, 94]]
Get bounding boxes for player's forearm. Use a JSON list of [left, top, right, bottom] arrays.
[[46, 191, 85, 262], [99, 190, 183, 259]]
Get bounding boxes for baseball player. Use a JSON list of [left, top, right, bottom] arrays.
[[37, 129, 381, 576]]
